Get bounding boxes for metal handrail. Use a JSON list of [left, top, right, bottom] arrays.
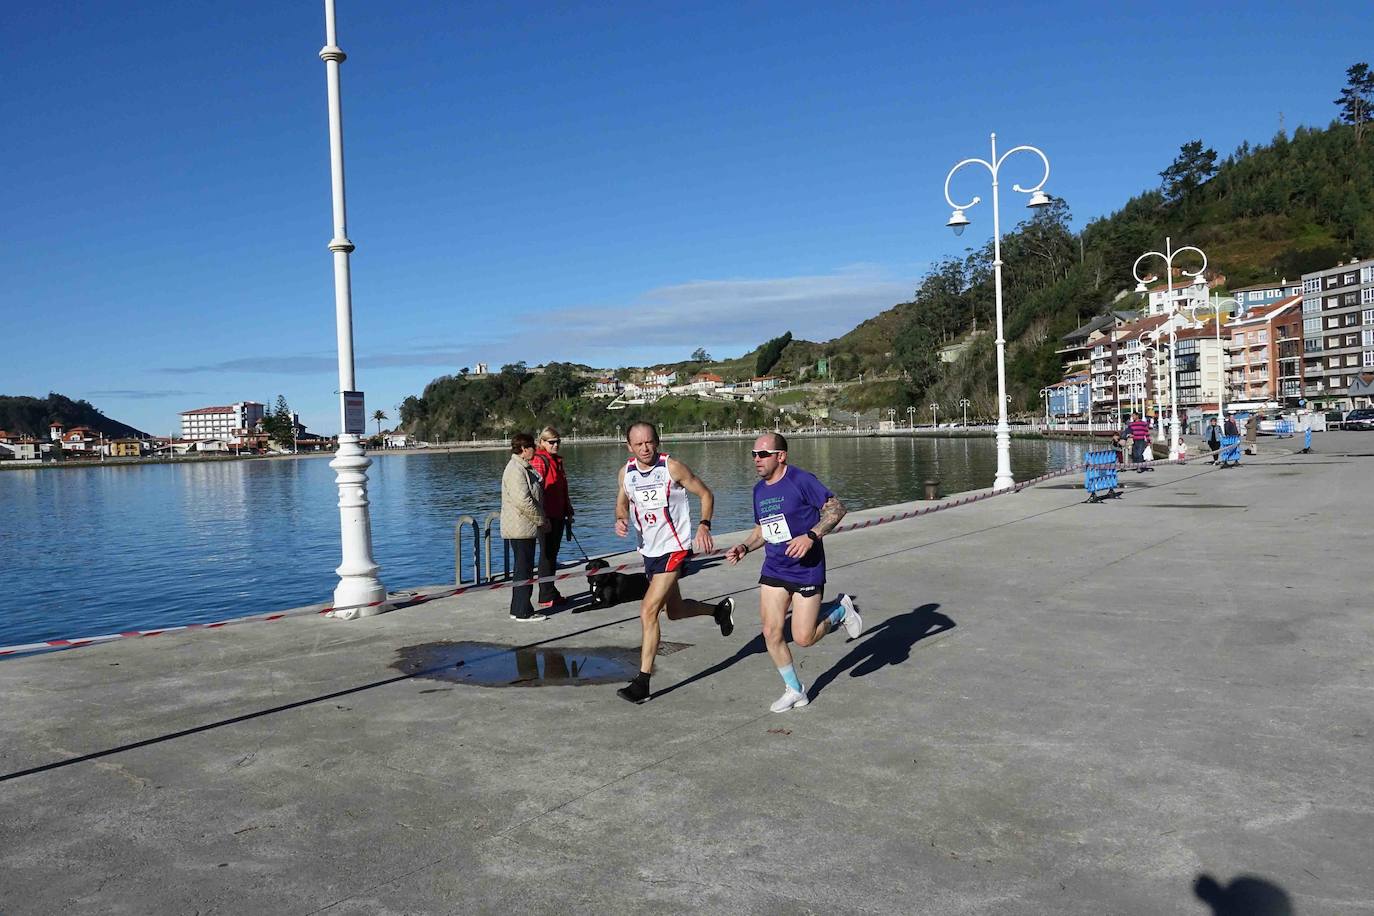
[[482, 511, 503, 582], [454, 515, 479, 585]]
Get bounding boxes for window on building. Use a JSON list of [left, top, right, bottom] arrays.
[[1363, 290, 1374, 305], [1304, 277, 1321, 293], [1349, 334, 1361, 347], [1365, 329, 1374, 347], [1362, 266, 1374, 284], [1304, 338, 1322, 353], [1327, 316, 1340, 329], [1303, 297, 1321, 314], [1330, 376, 1343, 388], [1364, 350, 1374, 368], [1343, 272, 1359, 286], [1304, 316, 1321, 334], [1344, 291, 1359, 306], [1256, 329, 1268, 343], [1328, 356, 1341, 368]]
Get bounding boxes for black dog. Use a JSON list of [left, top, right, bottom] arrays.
[[584, 558, 649, 610]]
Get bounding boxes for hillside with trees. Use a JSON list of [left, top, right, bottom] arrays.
[[0, 393, 149, 440], [402, 68, 1373, 437]]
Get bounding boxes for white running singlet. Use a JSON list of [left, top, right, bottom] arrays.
[[623, 453, 692, 557]]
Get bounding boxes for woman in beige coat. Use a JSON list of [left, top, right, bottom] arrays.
[[502, 432, 549, 621]]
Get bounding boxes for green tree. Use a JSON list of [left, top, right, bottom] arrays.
[[1159, 140, 1218, 204], [261, 395, 295, 449], [372, 410, 387, 436], [691, 347, 711, 362], [755, 331, 793, 376], [1335, 62, 1374, 144], [893, 323, 940, 395]]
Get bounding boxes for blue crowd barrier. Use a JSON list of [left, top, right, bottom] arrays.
[[1218, 435, 1242, 468], [1275, 419, 1295, 438], [1084, 449, 1122, 502]]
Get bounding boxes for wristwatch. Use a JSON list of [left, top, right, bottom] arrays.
[[699, 519, 712, 529], [805, 530, 820, 542]]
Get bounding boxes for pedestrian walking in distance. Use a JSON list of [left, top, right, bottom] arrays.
[[501, 432, 550, 622]]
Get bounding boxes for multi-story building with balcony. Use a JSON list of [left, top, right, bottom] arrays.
[[1226, 297, 1302, 407], [1055, 311, 1138, 379], [179, 402, 266, 441], [1143, 273, 1219, 318], [1228, 279, 1302, 313], [1299, 258, 1374, 409]]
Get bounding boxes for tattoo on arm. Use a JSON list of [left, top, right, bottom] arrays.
[[813, 496, 847, 536]]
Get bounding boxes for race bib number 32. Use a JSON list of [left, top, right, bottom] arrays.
[[634, 483, 668, 511], [760, 513, 793, 544]]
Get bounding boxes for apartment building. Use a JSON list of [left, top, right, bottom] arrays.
[[1142, 273, 1217, 318], [179, 402, 266, 440], [1226, 297, 1302, 406], [1299, 258, 1374, 408], [1228, 279, 1302, 313]]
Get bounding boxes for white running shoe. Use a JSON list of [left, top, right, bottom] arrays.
[[770, 686, 809, 713], [838, 594, 862, 639]]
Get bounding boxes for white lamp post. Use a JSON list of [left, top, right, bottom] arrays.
[[1039, 387, 1054, 429], [887, 407, 896, 428], [736, 418, 743, 437], [1133, 238, 1207, 461], [1099, 374, 1119, 432], [959, 397, 971, 428], [906, 405, 916, 430], [320, 0, 386, 618], [945, 133, 1052, 490], [1190, 294, 1240, 426], [930, 402, 940, 427]]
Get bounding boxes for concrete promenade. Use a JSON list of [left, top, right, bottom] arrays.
[[2, 436, 1371, 914]]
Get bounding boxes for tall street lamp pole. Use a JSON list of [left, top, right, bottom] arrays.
[[1039, 387, 1054, 429], [930, 402, 940, 427], [906, 405, 916, 430], [959, 398, 970, 428], [320, 0, 386, 618], [945, 133, 1053, 490], [1133, 238, 1206, 461], [1192, 294, 1240, 425]]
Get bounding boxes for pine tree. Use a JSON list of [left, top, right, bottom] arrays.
[[1335, 62, 1374, 145]]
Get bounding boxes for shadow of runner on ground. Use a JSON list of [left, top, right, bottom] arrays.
[[809, 603, 954, 701], [1194, 872, 1293, 915]]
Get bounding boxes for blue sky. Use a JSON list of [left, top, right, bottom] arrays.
[[2, 1, 1368, 435]]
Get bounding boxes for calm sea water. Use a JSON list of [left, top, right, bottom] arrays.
[[0, 436, 1087, 646]]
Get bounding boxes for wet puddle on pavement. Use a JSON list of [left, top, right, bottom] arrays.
[[392, 640, 691, 688]]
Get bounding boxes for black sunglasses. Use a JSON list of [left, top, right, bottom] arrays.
[[750, 449, 781, 459], [543, 438, 561, 445]]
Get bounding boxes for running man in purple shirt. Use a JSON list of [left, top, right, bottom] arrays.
[[725, 433, 861, 712]]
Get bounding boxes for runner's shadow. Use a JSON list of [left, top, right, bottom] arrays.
[[809, 603, 953, 701], [1194, 873, 1293, 915]]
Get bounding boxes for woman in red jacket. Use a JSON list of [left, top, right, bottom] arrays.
[[531, 426, 575, 609]]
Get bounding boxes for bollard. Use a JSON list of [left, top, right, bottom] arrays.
[[923, 479, 939, 500]]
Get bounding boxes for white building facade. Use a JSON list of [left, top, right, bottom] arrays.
[[180, 402, 266, 440]]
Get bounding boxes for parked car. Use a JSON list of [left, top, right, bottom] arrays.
[[1341, 407, 1374, 431]]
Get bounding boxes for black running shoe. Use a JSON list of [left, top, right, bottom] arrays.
[[715, 597, 735, 637], [617, 677, 650, 704]]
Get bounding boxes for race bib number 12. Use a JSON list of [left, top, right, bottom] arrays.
[[760, 513, 793, 544]]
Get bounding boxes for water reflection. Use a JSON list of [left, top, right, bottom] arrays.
[[0, 435, 1085, 645]]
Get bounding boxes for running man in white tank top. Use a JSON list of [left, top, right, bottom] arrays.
[[613, 421, 735, 704]]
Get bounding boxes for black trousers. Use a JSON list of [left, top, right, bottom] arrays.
[[537, 517, 566, 602], [508, 537, 536, 618]]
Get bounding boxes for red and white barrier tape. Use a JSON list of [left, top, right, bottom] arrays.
[[0, 453, 1194, 657]]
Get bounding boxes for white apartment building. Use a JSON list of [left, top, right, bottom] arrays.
[[180, 402, 266, 440], [1144, 274, 1213, 317]]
